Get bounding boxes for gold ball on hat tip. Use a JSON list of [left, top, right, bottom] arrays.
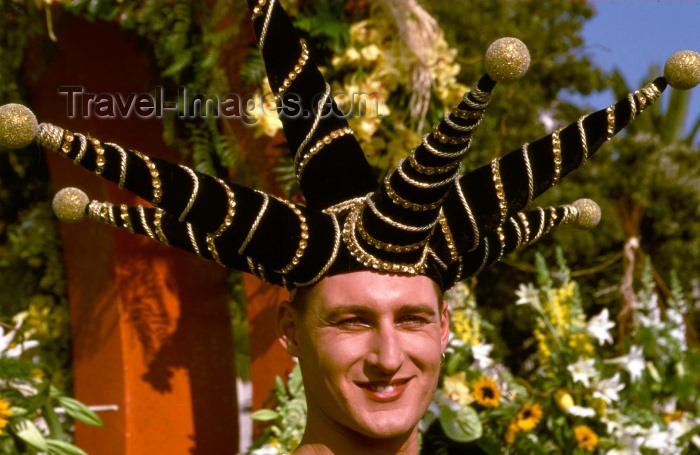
[[664, 50, 700, 90], [0, 103, 39, 150], [572, 198, 601, 230], [53, 187, 89, 223], [484, 37, 530, 83]]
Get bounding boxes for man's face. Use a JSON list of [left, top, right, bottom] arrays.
[[279, 271, 449, 441]]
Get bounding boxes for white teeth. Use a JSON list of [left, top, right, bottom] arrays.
[[371, 384, 395, 393]]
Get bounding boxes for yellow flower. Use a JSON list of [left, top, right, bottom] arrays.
[[451, 307, 482, 346], [568, 332, 594, 356], [554, 389, 574, 413], [505, 420, 519, 444], [0, 399, 13, 434], [516, 403, 543, 431], [663, 410, 684, 424], [442, 372, 473, 406], [574, 425, 599, 451], [472, 377, 501, 408]]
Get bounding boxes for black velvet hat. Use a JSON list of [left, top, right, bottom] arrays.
[[1, 0, 698, 291]]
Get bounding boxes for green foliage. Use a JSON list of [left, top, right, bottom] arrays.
[[248, 365, 307, 454], [1, 316, 102, 455]]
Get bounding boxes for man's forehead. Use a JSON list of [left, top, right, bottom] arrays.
[[304, 271, 442, 308]]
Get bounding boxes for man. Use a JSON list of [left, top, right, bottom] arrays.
[[0, 1, 694, 454], [277, 272, 448, 455]]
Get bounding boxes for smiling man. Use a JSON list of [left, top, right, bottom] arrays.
[[1, 0, 696, 454], [278, 272, 449, 455]]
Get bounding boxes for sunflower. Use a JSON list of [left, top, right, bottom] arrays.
[[0, 398, 13, 435], [516, 403, 543, 431], [574, 425, 599, 451], [504, 420, 519, 444], [472, 377, 501, 408]]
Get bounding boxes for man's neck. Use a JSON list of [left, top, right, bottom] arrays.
[[292, 417, 419, 455]]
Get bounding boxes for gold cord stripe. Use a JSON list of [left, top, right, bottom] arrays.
[[178, 165, 200, 222], [238, 191, 270, 255]]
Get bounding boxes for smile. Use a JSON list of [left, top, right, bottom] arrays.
[[356, 378, 412, 402]]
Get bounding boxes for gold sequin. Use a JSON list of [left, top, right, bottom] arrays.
[[275, 40, 309, 102], [421, 134, 470, 159], [273, 197, 308, 275], [120, 204, 134, 234], [186, 223, 202, 257], [383, 175, 444, 211], [365, 193, 437, 233], [88, 136, 106, 176], [342, 203, 428, 275], [605, 105, 615, 140], [396, 158, 457, 189], [491, 158, 508, 228], [551, 128, 562, 185], [60, 129, 73, 156], [517, 211, 531, 245], [356, 207, 425, 253], [295, 214, 341, 287], [408, 149, 461, 176], [153, 208, 169, 245], [132, 150, 163, 205], [438, 210, 458, 262], [296, 126, 353, 178]]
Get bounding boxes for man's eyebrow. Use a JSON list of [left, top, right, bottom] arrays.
[[396, 303, 438, 317]]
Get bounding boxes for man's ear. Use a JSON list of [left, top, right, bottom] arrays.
[[440, 299, 450, 353], [277, 300, 300, 357]]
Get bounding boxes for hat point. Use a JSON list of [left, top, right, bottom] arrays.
[[484, 37, 530, 83], [53, 187, 89, 223], [0, 103, 39, 150], [572, 199, 601, 230], [664, 50, 700, 90]]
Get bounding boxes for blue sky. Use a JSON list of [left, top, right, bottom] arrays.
[[571, 1, 699, 140]]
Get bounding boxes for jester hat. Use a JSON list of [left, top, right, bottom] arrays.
[[1, 0, 698, 291]]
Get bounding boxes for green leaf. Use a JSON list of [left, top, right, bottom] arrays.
[[251, 409, 279, 421], [287, 365, 304, 397], [46, 439, 88, 455], [13, 418, 48, 451], [438, 405, 482, 442], [55, 397, 104, 427]]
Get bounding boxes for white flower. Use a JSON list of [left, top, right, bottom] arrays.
[[601, 408, 630, 435], [471, 343, 494, 370], [653, 397, 678, 415], [567, 357, 597, 388], [0, 315, 39, 359], [250, 445, 282, 455], [607, 423, 646, 455], [643, 424, 682, 455], [566, 405, 596, 418], [587, 308, 616, 346], [593, 372, 625, 404], [605, 345, 645, 382], [515, 283, 540, 309]]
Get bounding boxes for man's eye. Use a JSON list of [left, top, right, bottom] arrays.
[[398, 316, 429, 327], [335, 317, 369, 328]]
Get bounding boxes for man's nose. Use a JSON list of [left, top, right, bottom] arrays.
[[366, 325, 404, 372]]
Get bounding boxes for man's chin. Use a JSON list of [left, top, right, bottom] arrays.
[[353, 413, 419, 441]]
